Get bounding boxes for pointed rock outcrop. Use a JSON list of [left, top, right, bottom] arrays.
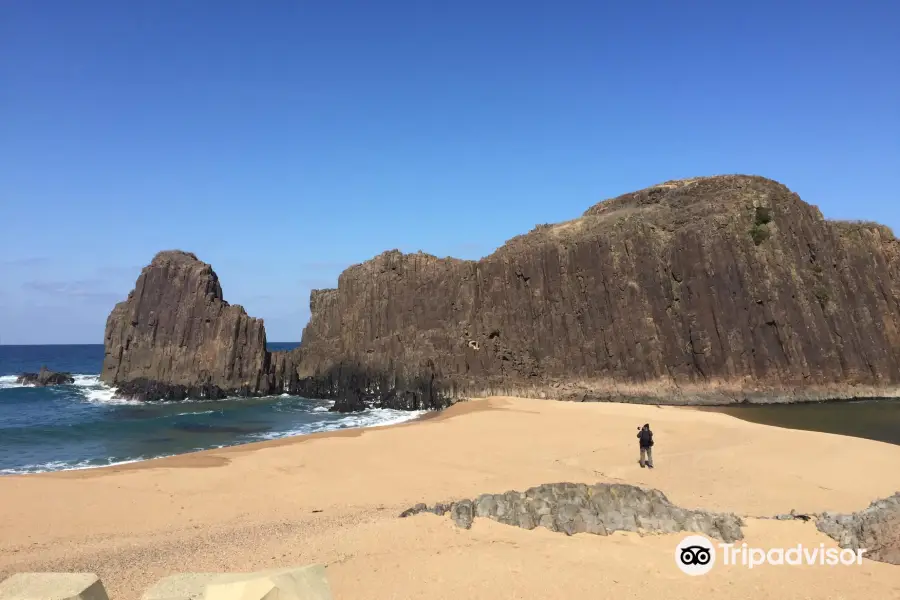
[[101, 251, 295, 400]]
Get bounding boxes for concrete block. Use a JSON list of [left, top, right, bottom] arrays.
[[143, 566, 330, 600], [204, 566, 331, 600], [141, 574, 219, 600], [0, 573, 108, 600]]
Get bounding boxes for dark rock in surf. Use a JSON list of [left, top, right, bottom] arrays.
[[112, 378, 231, 402], [16, 367, 75, 387], [309, 364, 452, 413], [329, 391, 367, 413]]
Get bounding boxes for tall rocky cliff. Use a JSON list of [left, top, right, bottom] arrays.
[[102, 175, 900, 406], [101, 251, 290, 399]]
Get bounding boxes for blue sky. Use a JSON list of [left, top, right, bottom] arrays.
[[2, 1, 898, 344]]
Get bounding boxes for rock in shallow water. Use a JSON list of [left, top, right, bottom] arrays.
[[328, 391, 367, 413], [16, 366, 75, 387], [401, 482, 745, 542], [113, 378, 232, 402], [100, 250, 281, 400]]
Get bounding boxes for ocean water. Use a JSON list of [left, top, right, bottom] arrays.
[[708, 399, 900, 446], [0, 344, 423, 475]]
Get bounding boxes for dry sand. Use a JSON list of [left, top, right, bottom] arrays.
[[1, 397, 899, 599]]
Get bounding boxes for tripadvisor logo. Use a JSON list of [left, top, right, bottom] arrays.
[[676, 535, 716, 576], [675, 535, 867, 575]]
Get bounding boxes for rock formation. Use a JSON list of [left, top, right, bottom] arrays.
[[817, 493, 900, 565], [100, 251, 446, 408], [100, 251, 282, 400], [16, 367, 75, 387], [400, 482, 745, 542], [402, 484, 900, 565], [299, 175, 900, 405], [102, 175, 900, 406]]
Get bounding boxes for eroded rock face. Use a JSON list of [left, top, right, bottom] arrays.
[[817, 493, 900, 564], [100, 251, 446, 407], [296, 364, 452, 412], [300, 175, 900, 403], [400, 482, 745, 542], [103, 175, 900, 405], [100, 251, 294, 400], [16, 367, 75, 387]]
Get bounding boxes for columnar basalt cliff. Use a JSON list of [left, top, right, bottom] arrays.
[[101, 251, 291, 400], [102, 175, 900, 406], [299, 175, 900, 405], [100, 251, 444, 408]]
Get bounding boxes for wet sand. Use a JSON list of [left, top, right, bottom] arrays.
[[1, 397, 898, 600]]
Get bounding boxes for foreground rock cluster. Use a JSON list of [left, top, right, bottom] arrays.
[[817, 492, 900, 565], [400, 483, 900, 566], [400, 482, 745, 542], [101, 175, 900, 407], [0, 566, 331, 600]]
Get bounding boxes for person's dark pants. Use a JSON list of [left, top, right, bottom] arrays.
[[640, 446, 653, 467]]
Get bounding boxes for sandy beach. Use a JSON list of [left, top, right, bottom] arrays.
[[1, 397, 898, 600]]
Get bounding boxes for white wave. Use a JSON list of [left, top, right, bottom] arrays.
[[251, 408, 425, 441], [174, 410, 216, 416], [0, 371, 132, 405], [0, 373, 105, 392], [66, 373, 138, 405], [335, 408, 425, 430], [0, 455, 167, 476], [82, 388, 140, 405], [72, 374, 101, 387], [0, 375, 25, 390], [308, 400, 337, 412]]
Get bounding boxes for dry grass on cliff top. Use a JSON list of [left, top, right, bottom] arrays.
[[1, 397, 899, 600]]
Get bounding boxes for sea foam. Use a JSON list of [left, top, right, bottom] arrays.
[[0, 373, 120, 399], [0, 375, 25, 390], [68, 374, 134, 405], [250, 407, 425, 441], [0, 456, 167, 476]]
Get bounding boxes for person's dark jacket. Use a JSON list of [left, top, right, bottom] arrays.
[[638, 428, 653, 448]]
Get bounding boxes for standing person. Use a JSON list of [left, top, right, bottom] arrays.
[[637, 423, 654, 468]]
